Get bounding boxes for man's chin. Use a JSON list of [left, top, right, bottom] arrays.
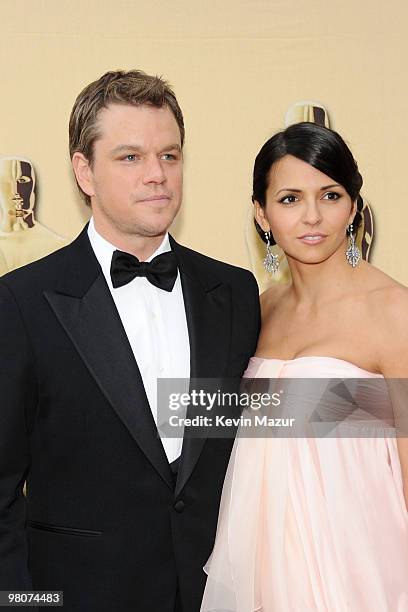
[[126, 221, 174, 239], [129, 212, 179, 238]]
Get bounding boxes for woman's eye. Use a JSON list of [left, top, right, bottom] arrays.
[[279, 194, 298, 204], [323, 191, 340, 200]]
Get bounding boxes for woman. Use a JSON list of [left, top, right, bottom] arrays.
[[201, 122, 408, 611]]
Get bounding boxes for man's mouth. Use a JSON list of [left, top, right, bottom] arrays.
[[138, 194, 171, 203]]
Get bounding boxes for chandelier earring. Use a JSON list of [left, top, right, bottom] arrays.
[[345, 223, 361, 267], [263, 231, 279, 274]]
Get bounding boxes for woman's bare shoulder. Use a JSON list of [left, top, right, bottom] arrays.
[[260, 282, 291, 313], [363, 265, 408, 373], [364, 263, 408, 310], [376, 282, 408, 322]]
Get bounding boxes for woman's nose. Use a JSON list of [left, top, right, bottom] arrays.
[[302, 200, 322, 225]]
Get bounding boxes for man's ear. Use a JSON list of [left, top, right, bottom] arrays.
[[253, 200, 270, 232], [71, 152, 95, 198]]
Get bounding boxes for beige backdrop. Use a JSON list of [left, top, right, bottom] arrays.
[[1, 0, 407, 285]]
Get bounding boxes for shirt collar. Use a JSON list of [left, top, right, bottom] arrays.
[[87, 216, 171, 283]]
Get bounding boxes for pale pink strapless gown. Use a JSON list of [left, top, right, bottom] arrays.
[[201, 357, 408, 612]]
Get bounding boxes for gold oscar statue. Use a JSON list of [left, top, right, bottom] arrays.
[[0, 157, 69, 275], [246, 102, 374, 292]]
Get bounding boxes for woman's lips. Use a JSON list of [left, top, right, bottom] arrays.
[[298, 233, 327, 245]]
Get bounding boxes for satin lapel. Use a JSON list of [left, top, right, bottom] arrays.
[[170, 238, 232, 496], [44, 227, 173, 490]]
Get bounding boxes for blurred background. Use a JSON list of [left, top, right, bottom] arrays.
[[1, 0, 407, 287]]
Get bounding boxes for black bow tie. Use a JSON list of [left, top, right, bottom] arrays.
[[110, 249, 178, 292]]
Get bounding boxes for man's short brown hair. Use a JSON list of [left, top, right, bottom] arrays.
[[69, 69, 185, 205]]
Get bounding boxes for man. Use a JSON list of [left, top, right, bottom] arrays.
[[0, 70, 260, 611]]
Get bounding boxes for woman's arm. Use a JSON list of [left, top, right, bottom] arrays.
[[378, 286, 408, 510]]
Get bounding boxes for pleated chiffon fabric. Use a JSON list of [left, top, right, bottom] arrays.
[[201, 357, 408, 612]]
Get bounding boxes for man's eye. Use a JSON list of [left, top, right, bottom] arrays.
[[160, 153, 177, 161], [279, 194, 298, 204], [123, 154, 137, 162], [323, 191, 340, 200]]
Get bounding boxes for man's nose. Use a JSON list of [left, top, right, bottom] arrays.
[[142, 156, 166, 184]]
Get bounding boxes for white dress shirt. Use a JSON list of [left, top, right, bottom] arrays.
[[88, 217, 190, 463]]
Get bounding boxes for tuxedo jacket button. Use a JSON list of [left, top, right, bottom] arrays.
[[174, 500, 185, 513]]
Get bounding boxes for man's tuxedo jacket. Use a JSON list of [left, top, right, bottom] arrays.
[[0, 226, 260, 611]]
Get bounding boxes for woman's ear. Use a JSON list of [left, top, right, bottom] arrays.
[[253, 200, 270, 233], [348, 198, 358, 226]]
